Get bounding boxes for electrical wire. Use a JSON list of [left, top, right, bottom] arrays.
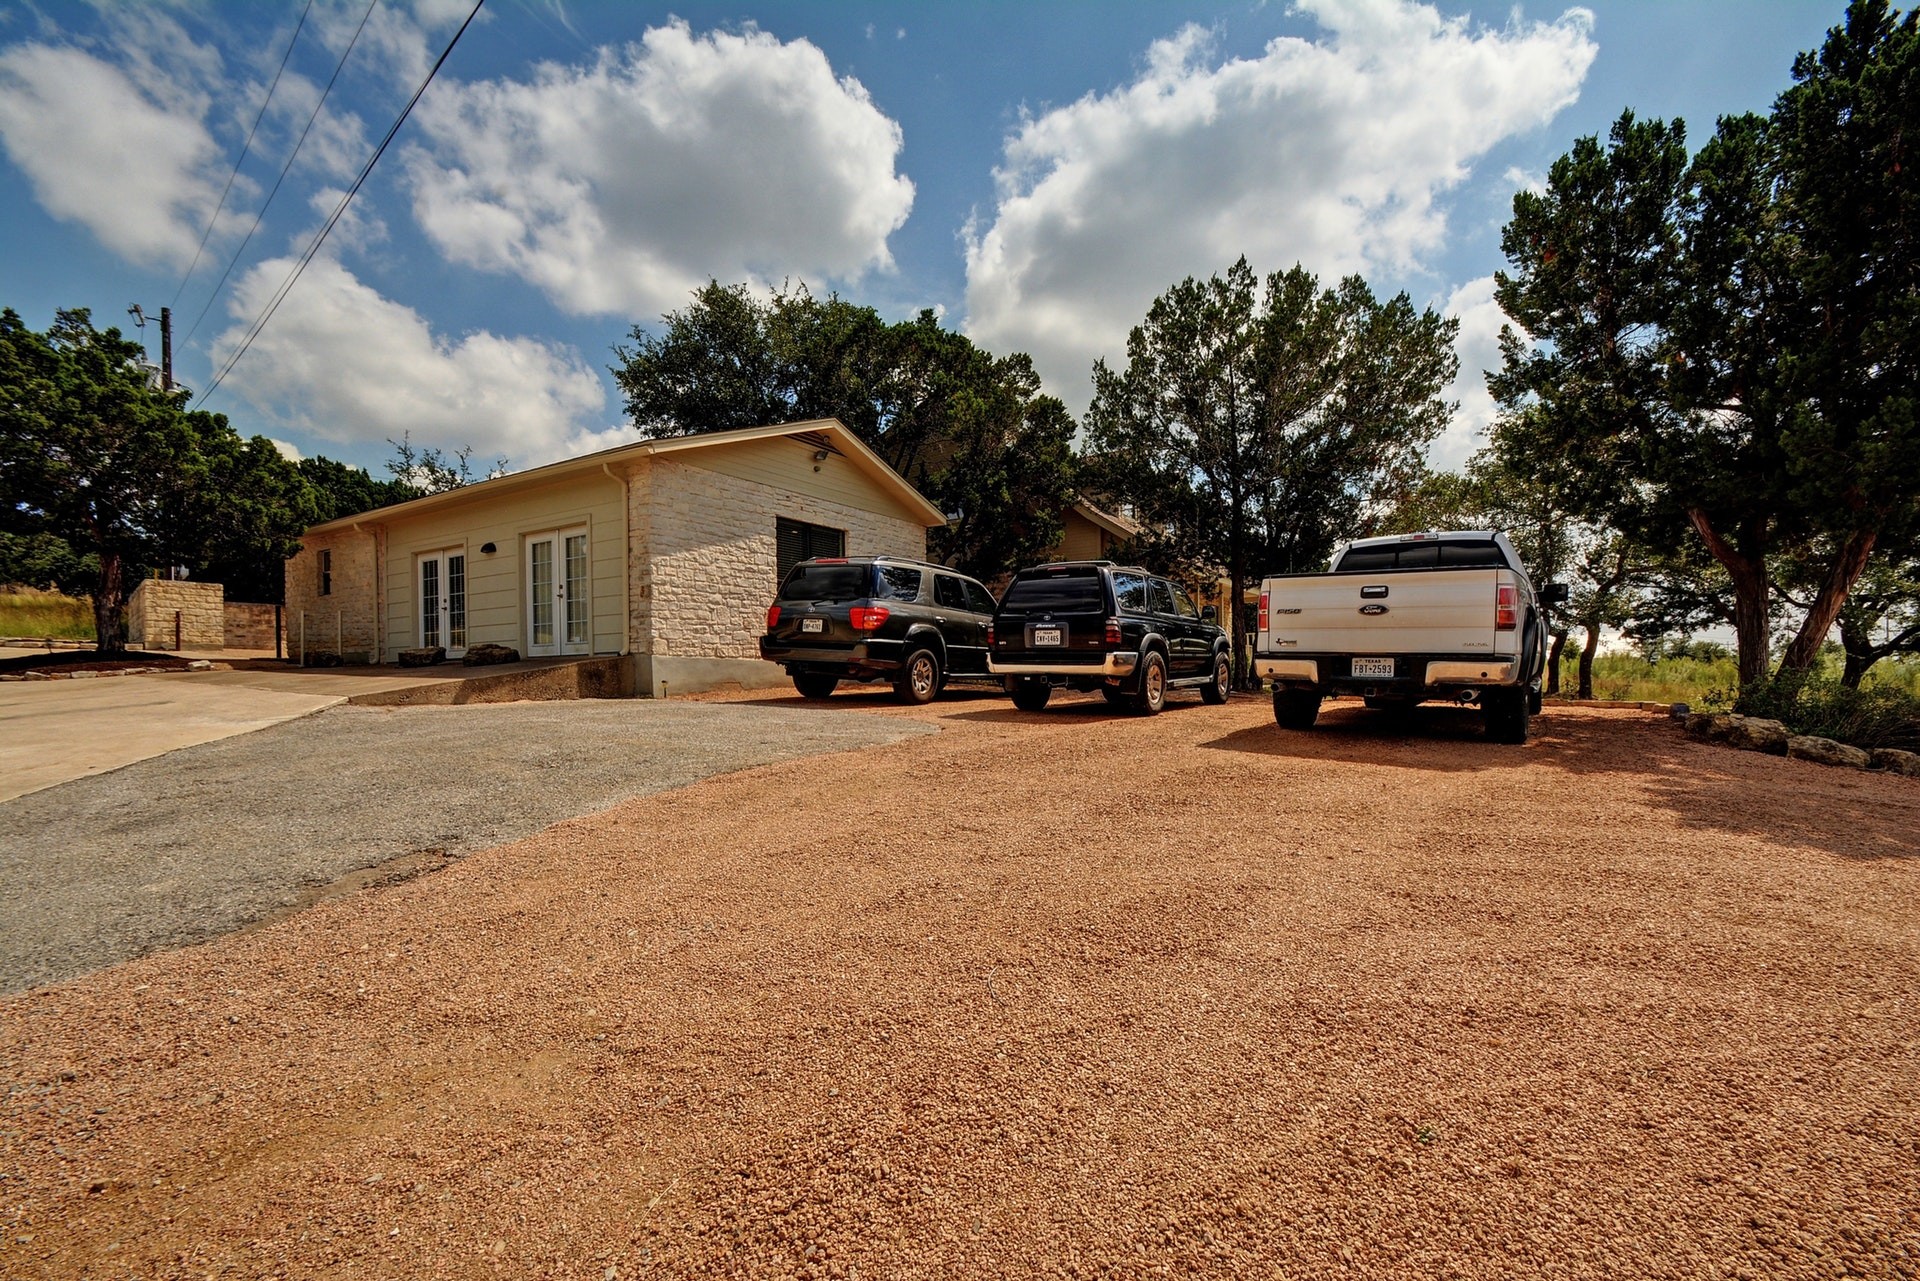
[[171, 0, 314, 309], [181, 0, 380, 344], [197, 0, 486, 408]]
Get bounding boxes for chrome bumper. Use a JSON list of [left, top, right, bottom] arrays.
[[989, 651, 1139, 678]]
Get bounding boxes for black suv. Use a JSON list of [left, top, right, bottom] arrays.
[[987, 561, 1232, 713], [760, 557, 998, 703]]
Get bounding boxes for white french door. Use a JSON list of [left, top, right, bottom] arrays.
[[418, 549, 467, 656], [526, 526, 589, 657]]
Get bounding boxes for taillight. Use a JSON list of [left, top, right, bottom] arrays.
[[1496, 584, 1518, 631], [1258, 590, 1269, 633], [986, 621, 996, 646], [766, 604, 781, 629], [850, 605, 891, 631], [1105, 617, 1122, 646]]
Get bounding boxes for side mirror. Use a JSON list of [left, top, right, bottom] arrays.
[[1201, 605, 1218, 622], [1540, 582, 1570, 606]]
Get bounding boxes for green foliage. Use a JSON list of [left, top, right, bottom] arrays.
[[297, 455, 418, 523], [1085, 258, 1457, 681], [612, 281, 1075, 581], [1492, 2, 1920, 687], [0, 307, 312, 642], [0, 532, 97, 595], [1732, 669, 1920, 751]]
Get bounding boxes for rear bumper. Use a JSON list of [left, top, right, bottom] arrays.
[[760, 636, 907, 676], [1255, 654, 1520, 688], [989, 650, 1139, 679]]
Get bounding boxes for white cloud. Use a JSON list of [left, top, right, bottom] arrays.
[[270, 437, 304, 461], [211, 256, 612, 468], [963, 0, 1596, 415], [402, 18, 914, 316], [1431, 275, 1505, 471], [0, 40, 238, 268]]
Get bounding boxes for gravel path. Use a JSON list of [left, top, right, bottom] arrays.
[[0, 700, 935, 993], [3, 693, 1918, 1278]]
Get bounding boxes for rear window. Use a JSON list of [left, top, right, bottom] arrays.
[[1002, 570, 1105, 612], [779, 563, 870, 602], [1335, 540, 1507, 572]]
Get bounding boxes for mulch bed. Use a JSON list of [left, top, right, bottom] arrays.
[[0, 649, 199, 675]]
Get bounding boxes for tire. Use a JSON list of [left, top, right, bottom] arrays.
[[792, 673, 838, 700], [1201, 652, 1231, 704], [1010, 677, 1052, 711], [1484, 687, 1531, 744], [894, 648, 941, 705], [1273, 689, 1321, 730], [1100, 684, 1130, 707], [1132, 651, 1168, 715]]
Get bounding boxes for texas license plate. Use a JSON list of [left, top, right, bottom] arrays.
[[1032, 626, 1064, 646], [1352, 657, 1395, 678], [801, 617, 824, 634]]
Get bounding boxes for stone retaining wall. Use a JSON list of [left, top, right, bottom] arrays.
[[127, 580, 223, 650], [223, 602, 282, 651]]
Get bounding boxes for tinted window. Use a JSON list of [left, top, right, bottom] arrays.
[[779, 563, 868, 602], [1335, 546, 1396, 573], [1438, 541, 1509, 567], [875, 565, 924, 601], [1112, 572, 1150, 612], [1171, 586, 1200, 619], [1002, 571, 1104, 612], [934, 574, 968, 609], [1334, 541, 1495, 572], [1149, 579, 1176, 614], [964, 581, 997, 614]]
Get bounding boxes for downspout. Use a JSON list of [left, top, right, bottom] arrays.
[[603, 462, 632, 677]]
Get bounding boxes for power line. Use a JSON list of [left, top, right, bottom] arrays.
[[181, 0, 380, 344], [171, 0, 315, 309], [197, 0, 486, 408]]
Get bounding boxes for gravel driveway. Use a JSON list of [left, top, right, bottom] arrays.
[[3, 693, 1917, 1279], [0, 700, 934, 993]]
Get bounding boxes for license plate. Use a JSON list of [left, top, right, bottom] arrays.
[[1032, 626, 1064, 646], [1352, 657, 1395, 679], [801, 617, 824, 634]]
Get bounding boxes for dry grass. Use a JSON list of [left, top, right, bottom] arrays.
[[0, 588, 94, 641]]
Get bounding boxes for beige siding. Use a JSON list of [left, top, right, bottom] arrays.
[[640, 455, 927, 661], [1054, 509, 1118, 562], [378, 472, 626, 661], [681, 435, 933, 526], [285, 527, 380, 663]]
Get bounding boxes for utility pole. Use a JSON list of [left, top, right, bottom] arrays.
[[126, 304, 174, 391]]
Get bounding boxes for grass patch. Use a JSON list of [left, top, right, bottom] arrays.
[[1558, 652, 1740, 704], [0, 589, 95, 641]]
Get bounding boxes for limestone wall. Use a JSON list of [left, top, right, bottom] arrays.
[[223, 602, 282, 651], [284, 527, 381, 664], [127, 579, 223, 650]]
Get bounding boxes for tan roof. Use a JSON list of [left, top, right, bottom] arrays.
[[305, 418, 946, 535], [1070, 498, 1141, 541]]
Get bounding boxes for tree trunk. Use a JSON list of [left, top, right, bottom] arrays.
[[1577, 620, 1601, 699], [92, 551, 127, 656], [1688, 509, 1771, 687], [1779, 529, 1878, 674], [1546, 629, 1568, 695]]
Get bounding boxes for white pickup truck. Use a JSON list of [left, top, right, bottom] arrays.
[[1253, 530, 1567, 743]]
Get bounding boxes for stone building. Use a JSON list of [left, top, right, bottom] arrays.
[[283, 420, 944, 695]]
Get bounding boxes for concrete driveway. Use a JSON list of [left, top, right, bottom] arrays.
[[0, 673, 342, 802]]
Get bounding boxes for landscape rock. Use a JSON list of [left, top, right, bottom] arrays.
[[186, 660, 213, 671], [1683, 711, 1736, 742], [305, 650, 342, 668], [1723, 716, 1790, 755], [1786, 735, 1872, 770], [398, 647, 446, 668], [461, 643, 520, 667], [1869, 748, 1920, 777], [1669, 702, 1691, 720]]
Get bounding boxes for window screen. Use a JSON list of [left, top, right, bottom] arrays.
[[318, 548, 332, 597], [776, 517, 847, 581]]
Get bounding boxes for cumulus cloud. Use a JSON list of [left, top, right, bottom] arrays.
[[0, 40, 238, 268], [963, 0, 1596, 415], [211, 256, 612, 467], [1431, 275, 1507, 471], [402, 19, 914, 317]]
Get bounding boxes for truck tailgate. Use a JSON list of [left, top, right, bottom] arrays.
[[1265, 568, 1507, 656]]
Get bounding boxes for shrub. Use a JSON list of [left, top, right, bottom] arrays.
[[1733, 671, 1920, 752]]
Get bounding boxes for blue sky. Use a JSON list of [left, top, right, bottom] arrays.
[[0, 0, 1840, 480]]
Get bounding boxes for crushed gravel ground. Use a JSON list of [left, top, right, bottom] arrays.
[[0, 700, 935, 993], [2, 692, 1918, 1279]]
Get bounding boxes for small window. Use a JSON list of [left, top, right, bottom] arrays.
[[1112, 572, 1150, 612], [1148, 579, 1176, 615], [876, 565, 924, 601], [776, 517, 846, 581], [964, 581, 997, 615], [318, 548, 332, 597], [1171, 586, 1200, 619], [934, 574, 968, 610]]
